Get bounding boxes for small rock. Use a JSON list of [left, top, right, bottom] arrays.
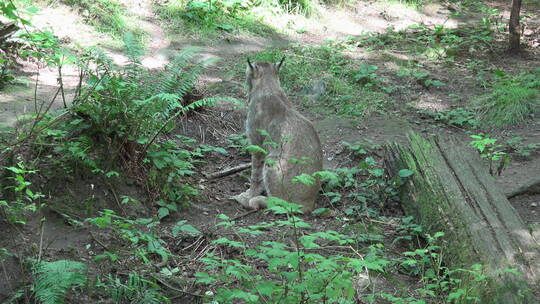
[[531, 203, 538, 207], [203, 211, 209, 215]]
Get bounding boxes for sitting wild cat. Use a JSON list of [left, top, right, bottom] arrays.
[[232, 58, 323, 213]]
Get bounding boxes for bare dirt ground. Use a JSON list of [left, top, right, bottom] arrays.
[[1, 0, 540, 302]]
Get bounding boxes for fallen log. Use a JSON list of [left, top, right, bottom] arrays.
[[385, 132, 540, 304]]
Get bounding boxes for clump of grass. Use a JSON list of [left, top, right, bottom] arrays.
[[475, 69, 540, 127]]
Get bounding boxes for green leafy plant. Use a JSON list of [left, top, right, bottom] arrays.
[[340, 139, 382, 159], [416, 72, 444, 88], [0, 54, 15, 88], [227, 132, 250, 154], [504, 136, 540, 158], [399, 231, 489, 303], [423, 107, 479, 128], [0, 160, 43, 224], [31, 260, 87, 304], [0, 1, 69, 90], [469, 134, 510, 176], [33, 41, 234, 214], [320, 156, 410, 217], [87, 209, 171, 264], [0, 0, 32, 25], [196, 200, 390, 303], [353, 64, 379, 86]]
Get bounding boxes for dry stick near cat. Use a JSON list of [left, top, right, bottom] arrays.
[[232, 58, 323, 213]]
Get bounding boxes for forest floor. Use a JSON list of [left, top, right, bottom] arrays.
[[1, 0, 540, 302]]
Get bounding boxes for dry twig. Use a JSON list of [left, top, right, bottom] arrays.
[[205, 163, 251, 179]]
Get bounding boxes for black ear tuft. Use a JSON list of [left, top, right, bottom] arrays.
[[247, 58, 254, 70], [276, 56, 285, 70]]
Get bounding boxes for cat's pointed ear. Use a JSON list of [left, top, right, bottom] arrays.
[[247, 58, 254, 70], [276, 56, 285, 70]]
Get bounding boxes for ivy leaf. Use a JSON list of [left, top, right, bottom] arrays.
[[399, 169, 414, 178], [212, 237, 245, 248], [172, 220, 201, 236], [370, 168, 384, 177], [312, 207, 331, 217], [158, 207, 169, 219], [246, 145, 268, 155], [217, 214, 230, 220]]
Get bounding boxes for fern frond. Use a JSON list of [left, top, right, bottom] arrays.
[[32, 260, 87, 304], [123, 32, 144, 65], [108, 273, 166, 304], [154, 47, 215, 99]]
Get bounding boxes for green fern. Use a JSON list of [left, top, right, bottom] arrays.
[[149, 47, 219, 116], [152, 48, 199, 96], [123, 32, 144, 65], [32, 260, 87, 304], [107, 273, 168, 304]]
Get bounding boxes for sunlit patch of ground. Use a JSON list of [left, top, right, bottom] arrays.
[[256, 1, 460, 44], [26, 4, 114, 49], [412, 94, 450, 111]]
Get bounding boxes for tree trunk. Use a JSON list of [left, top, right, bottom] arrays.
[[509, 0, 522, 52], [385, 133, 540, 304]]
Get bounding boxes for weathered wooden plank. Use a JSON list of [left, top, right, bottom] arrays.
[[385, 132, 540, 303]]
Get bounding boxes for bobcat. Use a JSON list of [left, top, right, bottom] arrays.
[[232, 58, 323, 213]]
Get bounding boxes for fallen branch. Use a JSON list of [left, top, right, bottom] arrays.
[[89, 231, 110, 251], [230, 209, 258, 221], [205, 162, 251, 180]]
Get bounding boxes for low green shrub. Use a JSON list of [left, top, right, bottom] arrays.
[[196, 199, 390, 303]]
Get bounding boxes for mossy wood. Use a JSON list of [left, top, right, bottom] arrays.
[[384, 132, 540, 304]]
